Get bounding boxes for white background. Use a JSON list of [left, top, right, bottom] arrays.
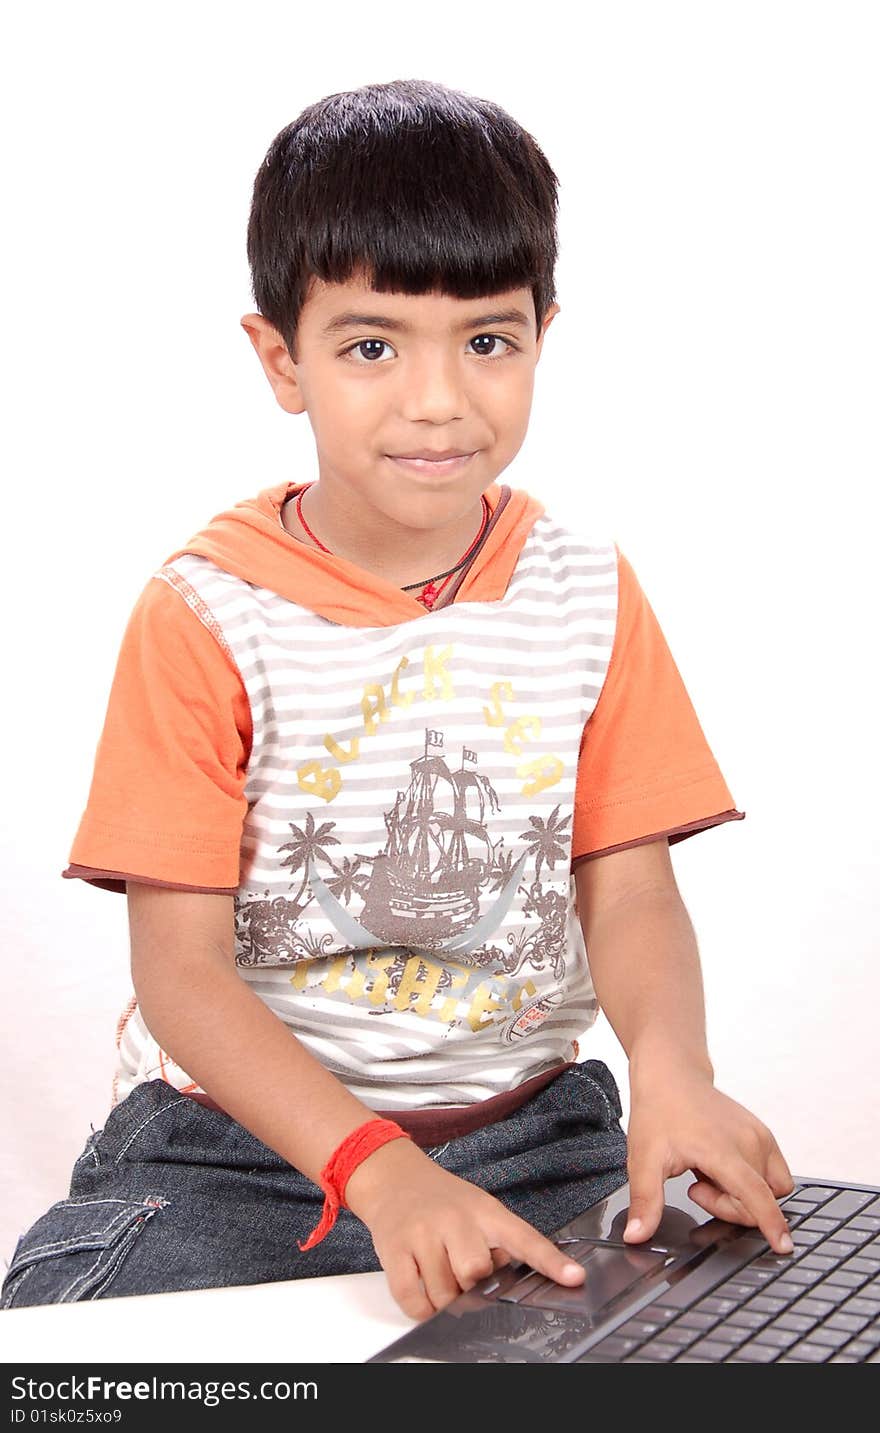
[[2, 0, 878, 1292]]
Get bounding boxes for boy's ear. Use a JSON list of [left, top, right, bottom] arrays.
[[535, 302, 560, 362], [239, 313, 306, 415]]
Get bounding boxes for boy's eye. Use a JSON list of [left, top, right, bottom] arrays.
[[340, 334, 518, 363]]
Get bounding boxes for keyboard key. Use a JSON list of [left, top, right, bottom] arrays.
[[862, 1197, 880, 1218], [702, 1324, 749, 1346], [825, 1311, 872, 1334], [640, 1303, 683, 1323], [714, 1278, 771, 1299], [828, 1354, 861, 1362], [585, 1334, 642, 1359], [749, 1294, 789, 1314], [805, 1325, 855, 1350], [820, 1239, 862, 1259], [772, 1266, 824, 1288], [614, 1317, 671, 1339], [751, 1254, 796, 1273], [844, 1336, 880, 1359], [694, 1296, 739, 1316], [734, 1267, 782, 1287], [775, 1312, 819, 1334], [677, 1311, 719, 1332], [648, 1325, 700, 1348], [844, 1296, 880, 1317], [633, 1341, 680, 1361], [791, 1228, 826, 1248], [731, 1340, 780, 1362], [821, 1269, 869, 1291], [782, 1199, 822, 1215], [828, 1226, 871, 1246], [786, 1341, 832, 1362], [798, 1216, 840, 1233], [850, 1216, 880, 1233], [687, 1338, 743, 1360], [788, 1296, 836, 1320], [792, 1187, 838, 1205], [750, 1326, 800, 1349], [797, 1254, 837, 1272], [728, 1308, 772, 1331], [817, 1191, 876, 1220], [845, 1257, 880, 1277]]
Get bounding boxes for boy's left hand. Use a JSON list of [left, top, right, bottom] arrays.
[[624, 1059, 796, 1255]]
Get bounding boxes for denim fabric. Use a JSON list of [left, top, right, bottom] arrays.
[[1, 1060, 628, 1308]]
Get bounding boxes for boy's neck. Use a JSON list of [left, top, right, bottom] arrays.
[[281, 481, 490, 590]]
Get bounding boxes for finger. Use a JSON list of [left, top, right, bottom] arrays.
[[765, 1140, 795, 1199], [494, 1212, 586, 1287], [491, 1247, 513, 1270], [689, 1164, 754, 1224], [624, 1148, 668, 1243], [688, 1179, 756, 1226], [384, 1250, 436, 1323], [694, 1156, 793, 1254], [447, 1236, 499, 1294], [416, 1239, 470, 1315]]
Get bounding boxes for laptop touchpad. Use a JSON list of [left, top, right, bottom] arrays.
[[519, 1242, 670, 1315]]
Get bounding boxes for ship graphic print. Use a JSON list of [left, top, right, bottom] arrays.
[[235, 729, 573, 998]]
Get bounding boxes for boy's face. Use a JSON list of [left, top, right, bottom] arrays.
[[241, 269, 559, 531]]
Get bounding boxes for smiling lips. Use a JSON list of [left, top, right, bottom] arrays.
[[388, 451, 477, 472]]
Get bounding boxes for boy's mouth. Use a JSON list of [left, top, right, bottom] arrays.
[[387, 452, 477, 474]]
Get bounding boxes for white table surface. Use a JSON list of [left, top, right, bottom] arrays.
[[1, 1270, 417, 1364]]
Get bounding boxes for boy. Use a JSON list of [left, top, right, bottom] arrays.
[[2, 78, 794, 1322]]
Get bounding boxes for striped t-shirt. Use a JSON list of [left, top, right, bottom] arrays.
[[64, 479, 744, 1134]]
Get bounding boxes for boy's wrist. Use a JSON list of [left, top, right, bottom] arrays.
[[343, 1132, 427, 1222], [628, 1035, 714, 1088]]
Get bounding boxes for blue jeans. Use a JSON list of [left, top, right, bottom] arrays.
[[1, 1061, 628, 1308]]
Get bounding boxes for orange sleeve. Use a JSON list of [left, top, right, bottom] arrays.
[[62, 572, 253, 894], [571, 545, 745, 866]]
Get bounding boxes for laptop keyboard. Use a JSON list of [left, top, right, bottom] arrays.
[[575, 1185, 880, 1362]]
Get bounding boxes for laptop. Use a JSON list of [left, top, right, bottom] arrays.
[[368, 1171, 880, 1363]]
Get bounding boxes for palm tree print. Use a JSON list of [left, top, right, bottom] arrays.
[[277, 812, 342, 909], [324, 853, 373, 906], [517, 805, 572, 882]]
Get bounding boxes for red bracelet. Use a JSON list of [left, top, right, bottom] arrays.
[[297, 1117, 412, 1251]]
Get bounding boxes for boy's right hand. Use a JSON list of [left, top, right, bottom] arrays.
[[343, 1135, 586, 1322]]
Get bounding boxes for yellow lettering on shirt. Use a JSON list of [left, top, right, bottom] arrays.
[[503, 715, 542, 755], [324, 732, 361, 762], [466, 983, 504, 1031], [423, 645, 454, 700], [390, 656, 415, 708], [296, 760, 342, 802], [517, 753, 564, 797], [392, 956, 444, 1016], [483, 680, 514, 726], [361, 683, 389, 735]]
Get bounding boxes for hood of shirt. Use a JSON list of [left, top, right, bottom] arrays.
[[163, 478, 545, 628]]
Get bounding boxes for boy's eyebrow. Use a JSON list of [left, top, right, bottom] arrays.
[[321, 307, 533, 336]]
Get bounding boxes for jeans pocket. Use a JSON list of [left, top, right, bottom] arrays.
[[1, 1194, 168, 1308]]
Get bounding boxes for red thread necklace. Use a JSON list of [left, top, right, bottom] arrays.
[[293, 484, 490, 611]]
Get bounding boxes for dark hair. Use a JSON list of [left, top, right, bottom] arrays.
[[246, 78, 559, 362]]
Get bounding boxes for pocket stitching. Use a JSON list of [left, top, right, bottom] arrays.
[[1, 1262, 36, 1310], [59, 1207, 157, 1303], [6, 1201, 153, 1266], [579, 1072, 617, 1127], [113, 1096, 195, 1164]]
